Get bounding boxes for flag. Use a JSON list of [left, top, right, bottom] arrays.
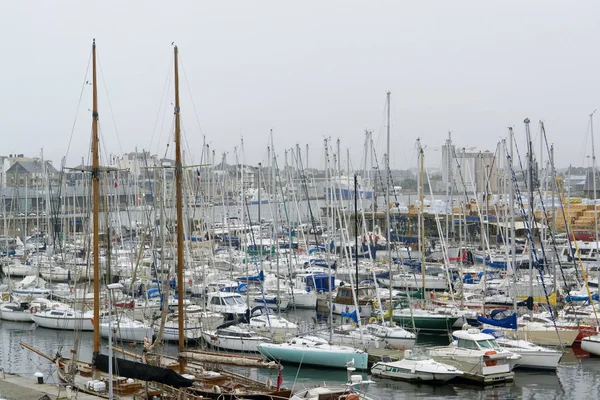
[[276, 368, 283, 390]]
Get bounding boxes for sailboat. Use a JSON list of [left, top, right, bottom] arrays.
[[21, 40, 195, 399]]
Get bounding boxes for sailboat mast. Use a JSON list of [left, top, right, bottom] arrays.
[[173, 45, 185, 371], [385, 92, 392, 322], [91, 38, 101, 360]]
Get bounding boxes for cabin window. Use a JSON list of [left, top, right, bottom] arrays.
[[51, 311, 64, 316], [210, 297, 221, 305], [457, 338, 478, 349], [477, 339, 500, 350]]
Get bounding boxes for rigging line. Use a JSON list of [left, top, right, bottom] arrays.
[[508, 153, 559, 330], [63, 50, 92, 163], [97, 57, 124, 154], [541, 127, 581, 281], [177, 54, 205, 137], [294, 147, 321, 247], [149, 58, 174, 153]]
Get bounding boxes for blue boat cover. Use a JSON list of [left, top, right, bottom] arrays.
[[341, 310, 358, 323], [476, 313, 517, 329]]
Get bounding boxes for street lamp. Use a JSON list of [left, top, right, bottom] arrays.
[[106, 282, 123, 399]]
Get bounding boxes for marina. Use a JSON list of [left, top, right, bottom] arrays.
[[3, 3, 600, 400]]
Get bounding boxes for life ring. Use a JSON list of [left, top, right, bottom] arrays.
[[30, 306, 38, 314], [484, 350, 498, 366]]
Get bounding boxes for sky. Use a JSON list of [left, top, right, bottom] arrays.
[[1, 1, 600, 173]]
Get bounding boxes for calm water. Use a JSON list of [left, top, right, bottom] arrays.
[[0, 317, 599, 400]]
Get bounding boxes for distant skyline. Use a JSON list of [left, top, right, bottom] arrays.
[[2, 1, 600, 173]]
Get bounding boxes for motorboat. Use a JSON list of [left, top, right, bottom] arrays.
[[258, 335, 369, 370], [428, 328, 520, 383], [202, 325, 270, 352], [481, 329, 562, 370], [371, 351, 463, 382], [364, 323, 416, 350], [206, 292, 247, 319]]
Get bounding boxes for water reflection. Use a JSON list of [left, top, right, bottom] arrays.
[[2, 318, 599, 399]]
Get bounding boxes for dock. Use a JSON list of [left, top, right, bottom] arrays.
[[367, 348, 405, 365], [0, 371, 102, 400]]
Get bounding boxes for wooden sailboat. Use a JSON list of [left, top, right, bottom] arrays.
[[21, 40, 195, 399]]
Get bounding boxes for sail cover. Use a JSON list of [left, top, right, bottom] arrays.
[[95, 354, 194, 388], [476, 313, 517, 330]]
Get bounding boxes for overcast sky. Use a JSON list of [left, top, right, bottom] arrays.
[[2, 1, 599, 172]]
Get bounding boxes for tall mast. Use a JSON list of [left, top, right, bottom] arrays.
[[418, 140, 426, 307], [385, 92, 392, 322], [524, 118, 533, 314], [173, 45, 185, 371], [591, 111, 599, 289], [91, 38, 101, 361]]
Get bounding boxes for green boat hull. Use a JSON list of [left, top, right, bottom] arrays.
[[392, 315, 459, 333]]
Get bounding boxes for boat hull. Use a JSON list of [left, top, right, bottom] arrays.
[[100, 323, 153, 342], [393, 315, 458, 333], [257, 343, 368, 370], [0, 310, 33, 322], [202, 332, 266, 352], [32, 314, 94, 331], [581, 335, 600, 356]]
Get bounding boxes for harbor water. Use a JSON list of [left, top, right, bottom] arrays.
[[1, 311, 599, 400]]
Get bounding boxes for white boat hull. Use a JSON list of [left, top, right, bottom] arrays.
[[202, 332, 266, 352], [581, 335, 600, 356], [100, 322, 154, 343], [32, 314, 94, 331], [0, 310, 33, 322]]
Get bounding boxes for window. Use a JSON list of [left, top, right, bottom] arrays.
[[458, 338, 479, 350], [210, 297, 221, 305], [477, 339, 500, 350]]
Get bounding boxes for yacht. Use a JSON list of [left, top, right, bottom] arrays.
[[371, 351, 463, 383], [428, 328, 520, 383]]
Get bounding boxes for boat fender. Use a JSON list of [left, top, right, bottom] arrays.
[[346, 395, 359, 400], [430, 291, 434, 300], [30, 306, 38, 313], [213, 386, 221, 393], [70, 286, 75, 293], [533, 304, 539, 312], [484, 350, 498, 366]]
